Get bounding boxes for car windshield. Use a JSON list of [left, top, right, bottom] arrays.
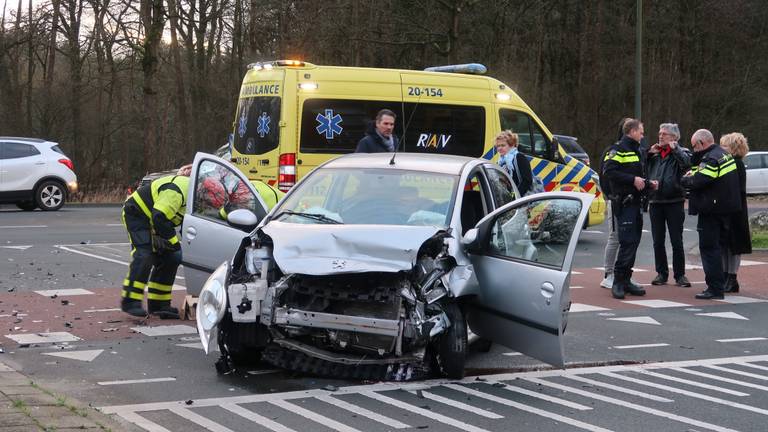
[[274, 168, 458, 226]]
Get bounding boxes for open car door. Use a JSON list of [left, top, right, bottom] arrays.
[[464, 192, 593, 368], [181, 152, 269, 296]]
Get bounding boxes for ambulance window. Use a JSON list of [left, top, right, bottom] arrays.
[[233, 96, 281, 155], [402, 104, 485, 157], [499, 109, 550, 160]]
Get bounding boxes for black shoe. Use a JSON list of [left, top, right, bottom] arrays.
[[625, 284, 646, 296], [651, 274, 668, 286], [121, 298, 147, 317], [695, 290, 724, 300], [724, 274, 740, 293], [675, 275, 692, 287], [611, 283, 625, 299], [148, 300, 180, 320]]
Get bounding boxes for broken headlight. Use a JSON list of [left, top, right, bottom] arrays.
[[196, 261, 229, 354]]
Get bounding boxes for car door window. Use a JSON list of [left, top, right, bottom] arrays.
[[499, 109, 550, 159], [744, 154, 762, 170], [460, 171, 490, 234], [484, 164, 518, 208], [2, 143, 40, 159], [193, 159, 260, 222], [488, 197, 582, 268]]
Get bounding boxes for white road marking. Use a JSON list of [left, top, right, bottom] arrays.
[[582, 230, 603, 234], [485, 382, 593, 410], [106, 223, 124, 227], [607, 316, 661, 325], [572, 270, 583, 275], [0, 362, 14, 372], [42, 349, 103, 362], [637, 370, 749, 396], [117, 412, 172, 432], [502, 352, 522, 356], [5, 332, 80, 344], [673, 367, 768, 392], [570, 285, 584, 289], [641, 229, 649, 233], [35, 288, 94, 296], [407, 389, 502, 419], [565, 375, 674, 402], [97, 377, 176, 386], [317, 394, 411, 428], [613, 343, 669, 349], [0, 245, 33, 250], [83, 308, 121, 313], [360, 390, 491, 432], [740, 260, 766, 266], [603, 371, 768, 416], [175, 343, 203, 350], [221, 403, 298, 432], [526, 377, 739, 432], [622, 299, 690, 308], [132, 325, 196, 337], [0, 225, 46, 228], [269, 399, 363, 432], [717, 337, 766, 343], [570, 303, 610, 312], [170, 407, 235, 432], [245, 370, 281, 375], [56, 244, 184, 279], [696, 312, 749, 320], [442, 384, 608, 431], [716, 296, 768, 304], [702, 364, 768, 382], [736, 362, 768, 372]]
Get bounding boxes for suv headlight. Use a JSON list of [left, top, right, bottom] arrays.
[[196, 261, 229, 354]]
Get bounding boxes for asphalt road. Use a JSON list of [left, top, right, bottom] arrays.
[[3, 203, 768, 431]]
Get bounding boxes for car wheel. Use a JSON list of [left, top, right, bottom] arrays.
[[431, 301, 467, 379], [16, 201, 37, 211], [35, 180, 66, 211]]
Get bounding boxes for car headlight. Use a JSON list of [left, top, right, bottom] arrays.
[[196, 261, 229, 354]]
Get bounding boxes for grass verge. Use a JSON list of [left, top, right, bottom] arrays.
[[753, 230, 768, 249]]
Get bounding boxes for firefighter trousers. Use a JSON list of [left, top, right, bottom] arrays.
[[121, 203, 181, 306]]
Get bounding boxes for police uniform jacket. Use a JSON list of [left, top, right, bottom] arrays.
[[602, 135, 644, 204], [126, 175, 189, 247], [680, 144, 740, 215]]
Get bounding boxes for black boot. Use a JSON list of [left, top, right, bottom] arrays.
[[612, 273, 627, 299], [624, 271, 646, 296], [148, 300, 180, 320], [724, 274, 740, 293], [121, 298, 147, 317]]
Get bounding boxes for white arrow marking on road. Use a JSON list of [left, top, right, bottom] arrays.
[[607, 316, 661, 325], [0, 245, 33, 250], [5, 332, 81, 344], [43, 349, 103, 362], [696, 312, 749, 320], [0, 225, 46, 229], [98, 377, 176, 386]]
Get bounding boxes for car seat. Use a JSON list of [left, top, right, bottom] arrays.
[[460, 190, 484, 234]]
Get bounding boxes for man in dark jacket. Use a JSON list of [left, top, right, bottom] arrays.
[[602, 119, 658, 299], [681, 129, 741, 300], [646, 123, 692, 287], [355, 109, 399, 153]]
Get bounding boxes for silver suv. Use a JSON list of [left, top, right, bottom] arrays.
[[0, 137, 78, 211]]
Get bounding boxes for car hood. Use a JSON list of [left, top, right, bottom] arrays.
[[261, 221, 446, 275]]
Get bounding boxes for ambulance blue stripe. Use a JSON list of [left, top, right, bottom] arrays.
[[531, 159, 547, 176], [483, 148, 495, 160], [561, 166, 582, 184], [542, 169, 559, 185], [579, 173, 591, 187]]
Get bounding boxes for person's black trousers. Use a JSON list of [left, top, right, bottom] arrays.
[[697, 213, 729, 294], [649, 201, 686, 279], [613, 204, 643, 280]]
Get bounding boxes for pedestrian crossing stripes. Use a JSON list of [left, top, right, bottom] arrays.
[[101, 354, 768, 432]]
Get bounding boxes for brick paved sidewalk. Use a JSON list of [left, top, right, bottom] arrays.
[[0, 361, 136, 432]]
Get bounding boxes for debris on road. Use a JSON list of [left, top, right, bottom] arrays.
[[322, 385, 338, 392]]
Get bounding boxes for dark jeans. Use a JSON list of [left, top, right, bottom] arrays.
[[649, 201, 686, 279], [613, 204, 643, 280], [697, 213, 729, 294]]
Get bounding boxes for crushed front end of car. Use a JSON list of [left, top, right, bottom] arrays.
[[197, 221, 471, 380]]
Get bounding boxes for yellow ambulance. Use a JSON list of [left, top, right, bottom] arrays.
[[230, 60, 605, 226]]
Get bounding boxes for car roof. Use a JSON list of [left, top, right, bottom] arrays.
[[0, 137, 56, 146], [322, 153, 478, 175]]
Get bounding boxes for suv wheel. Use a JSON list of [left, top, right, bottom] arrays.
[[16, 201, 37, 211], [35, 180, 66, 211]]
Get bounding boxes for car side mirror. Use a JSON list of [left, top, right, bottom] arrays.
[[461, 228, 482, 254], [550, 137, 565, 164], [227, 209, 259, 232]]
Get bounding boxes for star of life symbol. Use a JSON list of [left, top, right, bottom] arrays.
[[315, 109, 343, 139], [332, 259, 346, 270], [257, 112, 271, 138], [238, 109, 248, 138]]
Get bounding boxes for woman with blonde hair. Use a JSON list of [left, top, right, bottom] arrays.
[[720, 132, 751, 292], [495, 130, 532, 196]]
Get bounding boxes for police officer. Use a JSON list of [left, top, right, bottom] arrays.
[[602, 119, 658, 299], [120, 171, 189, 319], [681, 129, 741, 300]]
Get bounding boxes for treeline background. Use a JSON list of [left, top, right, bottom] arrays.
[[1, 0, 766, 193]]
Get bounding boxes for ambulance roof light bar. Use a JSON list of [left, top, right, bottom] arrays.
[[424, 63, 487, 75], [248, 60, 308, 70]]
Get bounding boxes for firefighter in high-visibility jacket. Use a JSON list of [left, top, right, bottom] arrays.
[[120, 174, 189, 319]]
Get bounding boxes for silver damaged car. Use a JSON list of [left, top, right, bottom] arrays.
[[182, 152, 593, 380]]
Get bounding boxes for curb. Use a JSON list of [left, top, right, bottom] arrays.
[[0, 360, 139, 432]]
